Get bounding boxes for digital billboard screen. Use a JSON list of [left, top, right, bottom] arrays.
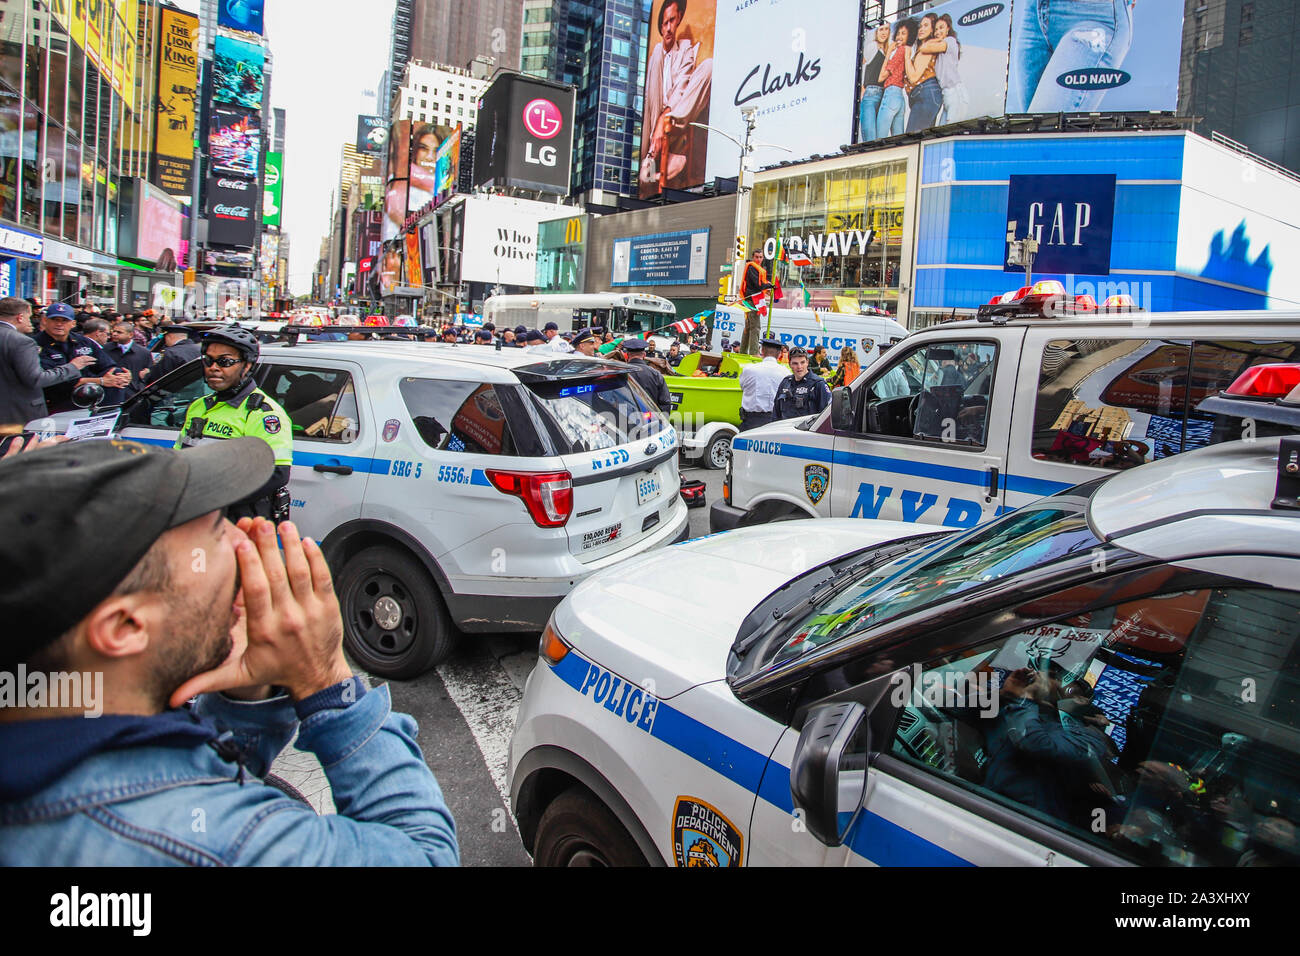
[[472, 74, 574, 195], [706, 0, 859, 182], [262, 150, 282, 227], [217, 0, 264, 35], [434, 126, 461, 207], [357, 114, 387, 155], [383, 120, 458, 240], [855, 0, 1012, 144], [212, 35, 264, 109], [638, 0, 715, 198], [207, 173, 259, 247], [209, 106, 261, 177]]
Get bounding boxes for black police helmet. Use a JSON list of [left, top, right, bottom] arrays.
[[201, 324, 260, 364], [72, 381, 104, 408]]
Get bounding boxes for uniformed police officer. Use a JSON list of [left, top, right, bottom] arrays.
[[620, 338, 672, 411], [175, 325, 293, 522], [773, 347, 832, 421], [34, 302, 131, 413], [737, 336, 789, 430], [571, 328, 599, 357]]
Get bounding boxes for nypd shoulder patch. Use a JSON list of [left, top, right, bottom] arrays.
[[262, 414, 282, 434]]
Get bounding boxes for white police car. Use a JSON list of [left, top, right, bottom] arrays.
[[510, 370, 1300, 865], [43, 330, 689, 678], [712, 288, 1300, 532]]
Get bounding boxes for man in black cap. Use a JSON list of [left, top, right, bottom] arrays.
[[571, 328, 599, 357], [542, 321, 561, 344], [473, 328, 493, 345], [0, 438, 458, 866], [737, 336, 788, 430], [619, 338, 672, 411], [35, 302, 131, 413], [142, 324, 200, 384], [523, 329, 550, 350], [773, 346, 832, 421]]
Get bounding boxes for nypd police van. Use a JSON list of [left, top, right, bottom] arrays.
[[710, 305, 908, 367], [36, 333, 689, 678], [712, 288, 1300, 532], [510, 374, 1300, 865]]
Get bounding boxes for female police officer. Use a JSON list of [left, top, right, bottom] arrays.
[[175, 325, 293, 522]]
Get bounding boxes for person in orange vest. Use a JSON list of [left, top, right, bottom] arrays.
[[740, 249, 773, 302]]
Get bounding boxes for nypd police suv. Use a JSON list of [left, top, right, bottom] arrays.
[[510, 369, 1300, 865], [713, 287, 1300, 532], [33, 328, 689, 678]]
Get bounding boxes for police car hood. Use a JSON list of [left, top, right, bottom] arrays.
[[554, 519, 928, 698]]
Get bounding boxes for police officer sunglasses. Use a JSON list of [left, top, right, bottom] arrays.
[[201, 355, 243, 368]]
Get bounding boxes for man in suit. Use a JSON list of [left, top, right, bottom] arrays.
[[638, 0, 712, 195], [0, 297, 92, 425], [103, 320, 152, 407]]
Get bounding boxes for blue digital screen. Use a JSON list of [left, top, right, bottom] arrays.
[[559, 384, 596, 398]]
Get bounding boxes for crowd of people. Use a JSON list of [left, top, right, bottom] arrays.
[[0, 297, 199, 426]]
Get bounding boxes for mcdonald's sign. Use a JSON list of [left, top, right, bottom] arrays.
[[536, 213, 588, 293]]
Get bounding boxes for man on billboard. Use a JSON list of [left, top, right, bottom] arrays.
[[639, 0, 712, 197]]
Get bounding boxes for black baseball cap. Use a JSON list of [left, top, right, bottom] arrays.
[[543, 321, 559, 332], [474, 329, 493, 341], [0, 437, 273, 666]]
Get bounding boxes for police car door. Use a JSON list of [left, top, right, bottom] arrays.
[[828, 330, 1022, 530], [256, 359, 375, 540]]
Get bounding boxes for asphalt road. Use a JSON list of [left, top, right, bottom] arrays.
[[271, 460, 727, 867]]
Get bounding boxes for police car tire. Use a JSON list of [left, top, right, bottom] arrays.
[[533, 786, 648, 867], [705, 433, 731, 470], [337, 545, 456, 680]]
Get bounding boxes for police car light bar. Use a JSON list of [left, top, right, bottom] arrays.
[[1195, 363, 1300, 430], [976, 283, 1145, 323]]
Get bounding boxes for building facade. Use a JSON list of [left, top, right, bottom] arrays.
[[395, 60, 485, 129]]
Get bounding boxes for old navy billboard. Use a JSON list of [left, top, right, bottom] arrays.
[[1005, 174, 1116, 277]]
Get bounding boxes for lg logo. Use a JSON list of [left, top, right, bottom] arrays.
[[522, 98, 562, 139], [522, 98, 562, 168]]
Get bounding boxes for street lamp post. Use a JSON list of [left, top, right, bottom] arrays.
[[690, 109, 790, 353]]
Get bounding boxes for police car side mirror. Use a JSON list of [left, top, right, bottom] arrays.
[[830, 386, 854, 432], [789, 700, 869, 847]]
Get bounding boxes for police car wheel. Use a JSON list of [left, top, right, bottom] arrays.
[[338, 545, 455, 679], [705, 433, 731, 470], [533, 787, 648, 867]]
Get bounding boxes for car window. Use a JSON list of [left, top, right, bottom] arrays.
[[758, 496, 1101, 672], [524, 375, 664, 453], [398, 378, 521, 455], [1033, 338, 1300, 470], [125, 359, 206, 428], [860, 340, 996, 447], [260, 366, 359, 442], [888, 586, 1300, 866]]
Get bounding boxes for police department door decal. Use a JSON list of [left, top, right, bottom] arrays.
[[672, 797, 743, 867]]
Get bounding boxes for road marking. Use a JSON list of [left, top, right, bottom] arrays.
[[437, 649, 525, 816]]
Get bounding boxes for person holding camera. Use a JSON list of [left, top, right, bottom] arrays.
[[0, 437, 459, 865]]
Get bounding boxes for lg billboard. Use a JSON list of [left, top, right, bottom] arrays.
[[472, 74, 575, 196]]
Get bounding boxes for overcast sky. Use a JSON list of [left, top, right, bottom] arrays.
[[173, 0, 395, 295]]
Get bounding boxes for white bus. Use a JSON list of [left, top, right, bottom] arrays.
[[482, 293, 676, 337]]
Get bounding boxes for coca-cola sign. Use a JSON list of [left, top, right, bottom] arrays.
[[207, 173, 257, 248]]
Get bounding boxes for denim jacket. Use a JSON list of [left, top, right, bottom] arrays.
[[0, 684, 459, 866]]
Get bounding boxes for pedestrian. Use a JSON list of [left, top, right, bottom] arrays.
[[439, 327, 457, 344], [809, 345, 833, 378], [737, 336, 788, 430], [739, 248, 774, 303], [0, 438, 459, 866], [523, 330, 549, 350], [103, 320, 152, 407], [175, 325, 292, 523], [0, 297, 91, 425], [142, 324, 199, 384], [501, 329, 517, 347], [619, 338, 672, 411], [34, 303, 130, 413], [667, 341, 683, 367], [773, 347, 832, 421], [473, 329, 493, 345], [828, 345, 861, 388], [81, 318, 111, 348]]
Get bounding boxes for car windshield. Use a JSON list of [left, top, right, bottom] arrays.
[[750, 490, 1104, 672]]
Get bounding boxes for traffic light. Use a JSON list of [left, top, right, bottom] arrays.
[[735, 235, 745, 260], [718, 275, 729, 303]]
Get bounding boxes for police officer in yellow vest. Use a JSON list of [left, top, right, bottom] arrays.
[[175, 325, 293, 522]]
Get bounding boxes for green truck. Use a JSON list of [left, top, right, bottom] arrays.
[[664, 351, 761, 469]]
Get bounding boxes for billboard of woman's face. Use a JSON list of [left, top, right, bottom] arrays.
[[383, 121, 456, 240]]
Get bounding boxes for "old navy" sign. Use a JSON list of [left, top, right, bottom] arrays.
[[1005, 173, 1116, 276]]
